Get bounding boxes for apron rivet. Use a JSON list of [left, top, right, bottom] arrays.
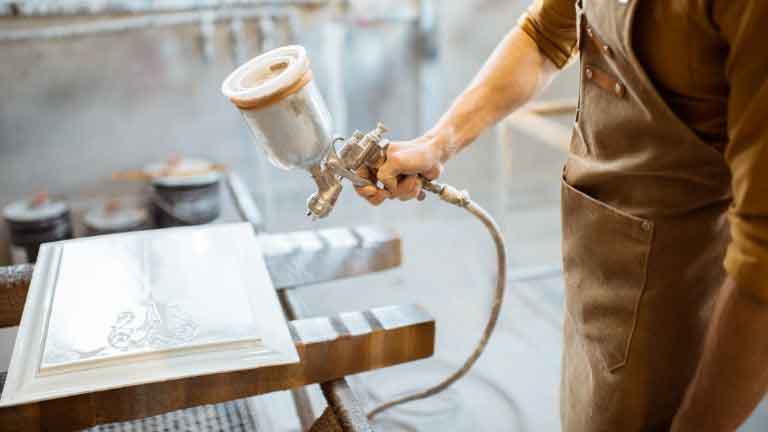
[[602, 44, 612, 56], [614, 82, 625, 96], [641, 221, 652, 231], [585, 67, 593, 79]]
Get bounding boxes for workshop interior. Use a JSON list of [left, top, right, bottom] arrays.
[[1, 0, 767, 431]]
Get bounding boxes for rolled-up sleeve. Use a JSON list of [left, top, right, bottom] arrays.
[[518, 0, 578, 69], [718, 0, 768, 299]]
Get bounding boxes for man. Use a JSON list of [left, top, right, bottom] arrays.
[[354, 1, 768, 431]]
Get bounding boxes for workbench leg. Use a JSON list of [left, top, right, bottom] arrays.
[[291, 386, 316, 431], [320, 380, 372, 432], [277, 288, 318, 431], [279, 288, 375, 432]]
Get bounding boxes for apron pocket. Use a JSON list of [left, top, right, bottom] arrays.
[[561, 175, 653, 372]]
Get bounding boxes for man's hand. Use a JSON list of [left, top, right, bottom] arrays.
[[353, 27, 558, 207], [354, 132, 447, 205], [671, 278, 768, 431]]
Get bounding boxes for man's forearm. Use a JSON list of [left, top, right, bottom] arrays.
[[672, 277, 768, 431], [430, 27, 559, 161]]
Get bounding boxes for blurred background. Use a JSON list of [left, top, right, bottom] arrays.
[[0, 0, 765, 430]]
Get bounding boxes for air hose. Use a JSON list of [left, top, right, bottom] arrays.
[[367, 179, 507, 420]]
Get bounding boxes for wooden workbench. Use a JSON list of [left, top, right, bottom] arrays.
[[0, 173, 433, 431]]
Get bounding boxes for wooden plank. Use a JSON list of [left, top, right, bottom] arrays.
[[262, 226, 401, 289], [0, 225, 401, 328], [0, 304, 434, 432], [0, 265, 32, 330]]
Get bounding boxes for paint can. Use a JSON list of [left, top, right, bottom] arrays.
[[2, 194, 73, 263], [145, 158, 222, 228], [83, 200, 148, 236]]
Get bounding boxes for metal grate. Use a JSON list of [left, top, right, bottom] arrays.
[[86, 399, 260, 432], [2, 370, 261, 432]]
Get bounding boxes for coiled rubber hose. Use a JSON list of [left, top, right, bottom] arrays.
[[367, 179, 508, 419]]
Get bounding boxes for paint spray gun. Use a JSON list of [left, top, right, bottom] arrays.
[[221, 45, 469, 220], [221, 45, 506, 419]]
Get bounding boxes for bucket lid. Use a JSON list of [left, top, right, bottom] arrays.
[[221, 45, 311, 110], [84, 201, 147, 231], [144, 157, 222, 187], [3, 194, 69, 223]]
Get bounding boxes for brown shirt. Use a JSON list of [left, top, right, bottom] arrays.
[[520, 0, 768, 298]]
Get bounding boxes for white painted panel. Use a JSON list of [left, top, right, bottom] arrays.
[[1, 223, 298, 406]]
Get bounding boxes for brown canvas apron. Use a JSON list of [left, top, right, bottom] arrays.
[[560, 0, 733, 430]]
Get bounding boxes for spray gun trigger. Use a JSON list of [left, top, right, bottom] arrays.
[[344, 172, 374, 187], [326, 159, 374, 187]]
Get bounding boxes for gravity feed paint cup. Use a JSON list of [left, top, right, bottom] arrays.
[[221, 45, 334, 171], [2, 196, 73, 264], [145, 158, 222, 228]]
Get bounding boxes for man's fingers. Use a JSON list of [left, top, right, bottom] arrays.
[[368, 192, 388, 206], [397, 175, 422, 201], [355, 165, 377, 182], [379, 174, 399, 196], [355, 166, 386, 205], [378, 142, 443, 195], [367, 188, 390, 206], [423, 165, 442, 181], [358, 176, 420, 202], [377, 150, 408, 195], [355, 184, 378, 198], [354, 183, 390, 206]]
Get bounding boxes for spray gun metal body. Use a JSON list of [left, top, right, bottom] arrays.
[[306, 123, 387, 219], [306, 122, 469, 219]]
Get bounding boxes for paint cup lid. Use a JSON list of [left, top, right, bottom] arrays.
[[144, 158, 221, 187], [221, 45, 312, 110], [84, 202, 147, 232], [3, 195, 69, 223]]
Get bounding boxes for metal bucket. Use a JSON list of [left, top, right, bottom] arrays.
[[146, 158, 222, 227], [3, 196, 73, 263], [83, 200, 149, 236]]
